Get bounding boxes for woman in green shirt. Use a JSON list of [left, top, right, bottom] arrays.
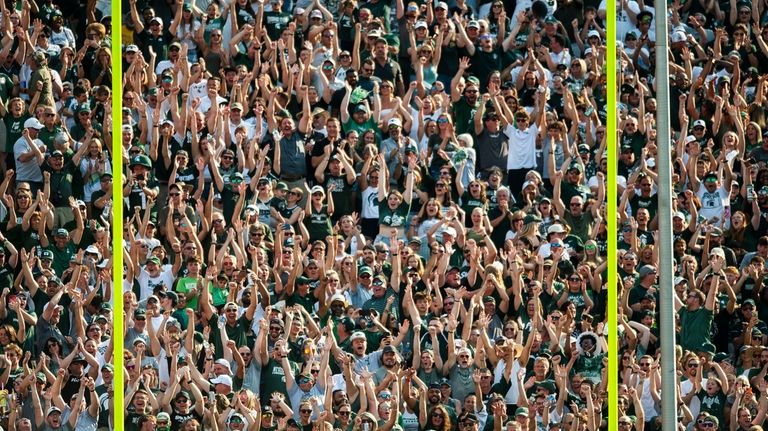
[[305, 184, 335, 244], [375, 153, 415, 246]]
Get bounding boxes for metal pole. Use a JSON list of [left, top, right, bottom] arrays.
[[654, 6, 678, 430]]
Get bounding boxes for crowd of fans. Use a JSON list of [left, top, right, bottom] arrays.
[[120, 0, 608, 430], [616, 1, 768, 431], [0, 0, 116, 430]]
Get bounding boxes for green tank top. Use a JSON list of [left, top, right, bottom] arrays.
[[305, 205, 333, 243]]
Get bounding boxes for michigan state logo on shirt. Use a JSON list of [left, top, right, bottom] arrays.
[[383, 214, 405, 226], [702, 191, 719, 208]]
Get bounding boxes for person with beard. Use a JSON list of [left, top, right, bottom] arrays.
[[450, 59, 481, 136], [402, 372, 458, 426]]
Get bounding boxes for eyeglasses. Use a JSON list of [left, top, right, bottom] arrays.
[[339, 411, 351, 416], [362, 68, 374, 73]]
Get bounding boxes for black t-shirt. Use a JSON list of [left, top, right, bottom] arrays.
[[170, 408, 203, 431], [134, 29, 175, 63], [42, 163, 78, 207]]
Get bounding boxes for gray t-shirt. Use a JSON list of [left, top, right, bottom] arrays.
[[13, 137, 45, 182], [277, 132, 307, 178], [36, 315, 71, 357], [39, 422, 74, 431], [62, 405, 98, 431]]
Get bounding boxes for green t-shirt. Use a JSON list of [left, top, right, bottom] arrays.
[[211, 285, 229, 308], [47, 242, 78, 276], [342, 117, 379, 140], [451, 97, 480, 136], [573, 352, 605, 385], [562, 210, 595, 243], [3, 113, 28, 153], [39, 125, 64, 153], [379, 199, 409, 227], [207, 312, 252, 358], [260, 357, 300, 401], [175, 277, 203, 310], [679, 306, 715, 354]]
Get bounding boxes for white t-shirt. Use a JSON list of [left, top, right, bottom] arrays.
[[680, 377, 707, 418], [494, 358, 522, 404], [696, 185, 730, 224], [606, 0, 641, 41], [137, 266, 176, 302], [504, 124, 538, 169]]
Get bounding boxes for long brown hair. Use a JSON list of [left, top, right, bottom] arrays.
[[428, 405, 453, 431]]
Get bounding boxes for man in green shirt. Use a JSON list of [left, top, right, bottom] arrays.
[[38, 107, 64, 153], [553, 170, 602, 242], [676, 272, 719, 357], [43, 226, 82, 276], [199, 271, 258, 358]]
